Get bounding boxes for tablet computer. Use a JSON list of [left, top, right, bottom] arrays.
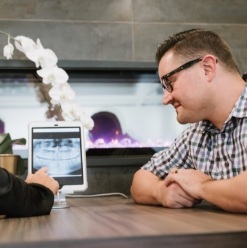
[[28, 121, 88, 195]]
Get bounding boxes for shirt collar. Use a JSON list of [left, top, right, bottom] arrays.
[[199, 83, 247, 133], [230, 83, 247, 118]]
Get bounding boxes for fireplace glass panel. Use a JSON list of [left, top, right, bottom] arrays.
[[0, 61, 188, 166]]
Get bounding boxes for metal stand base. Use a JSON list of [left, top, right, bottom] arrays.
[[53, 192, 70, 209]]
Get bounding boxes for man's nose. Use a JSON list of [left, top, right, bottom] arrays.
[[162, 90, 174, 105]]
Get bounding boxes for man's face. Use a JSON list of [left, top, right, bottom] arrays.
[[158, 51, 209, 124]]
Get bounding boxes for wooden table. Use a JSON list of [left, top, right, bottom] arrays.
[[1, 196, 247, 248]]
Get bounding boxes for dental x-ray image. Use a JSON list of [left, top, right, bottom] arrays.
[[32, 137, 82, 177]]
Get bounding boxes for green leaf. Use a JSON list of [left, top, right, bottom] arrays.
[[0, 133, 26, 154]]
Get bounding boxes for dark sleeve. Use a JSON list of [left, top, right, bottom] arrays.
[[0, 168, 54, 218]]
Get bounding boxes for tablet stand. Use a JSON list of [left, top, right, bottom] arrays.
[[53, 192, 70, 209]]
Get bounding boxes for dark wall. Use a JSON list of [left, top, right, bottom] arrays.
[[0, 0, 246, 72]]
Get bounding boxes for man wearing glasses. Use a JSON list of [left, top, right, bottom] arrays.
[[131, 28, 247, 213]]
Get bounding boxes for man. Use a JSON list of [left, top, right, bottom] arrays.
[[0, 166, 59, 217], [130, 29, 247, 213]]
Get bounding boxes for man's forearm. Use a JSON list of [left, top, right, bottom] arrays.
[[200, 174, 247, 213], [131, 169, 163, 205], [164, 168, 247, 213]]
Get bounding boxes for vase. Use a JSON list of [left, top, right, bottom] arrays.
[[0, 154, 19, 175]]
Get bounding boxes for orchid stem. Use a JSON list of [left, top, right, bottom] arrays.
[[0, 31, 15, 41]]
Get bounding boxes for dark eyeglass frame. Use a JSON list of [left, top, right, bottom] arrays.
[[160, 57, 203, 92]]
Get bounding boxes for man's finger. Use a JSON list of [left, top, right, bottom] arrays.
[[164, 174, 176, 186]]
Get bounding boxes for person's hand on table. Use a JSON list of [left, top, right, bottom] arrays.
[[25, 167, 59, 194], [164, 168, 212, 200], [159, 178, 201, 208]]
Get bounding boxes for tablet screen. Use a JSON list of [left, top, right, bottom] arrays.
[[28, 122, 88, 192]]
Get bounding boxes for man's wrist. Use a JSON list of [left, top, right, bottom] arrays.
[[199, 178, 214, 199], [152, 180, 165, 205]]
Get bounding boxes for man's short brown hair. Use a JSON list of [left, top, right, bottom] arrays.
[[155, 29, 239, 74]]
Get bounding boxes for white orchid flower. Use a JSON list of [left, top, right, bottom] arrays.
[[49, 83, 75, 102], [37, 66, 69, 86], [61, 101, 94, 130], [3, 43, 14, 59], [0, 32, 94, 130], [61, 101, 82, 119], [14, 36, 36, 54], [78, 112, 94, 130], [15, 37, 58, 68], [27, 49, 58, 68], [25, 40, 58, 68], [50, 98, 60, 105]]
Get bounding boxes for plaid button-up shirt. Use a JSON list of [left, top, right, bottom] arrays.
[[142, 84, 247, 180]]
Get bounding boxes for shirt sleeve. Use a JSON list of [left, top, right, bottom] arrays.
[[0, 168, 54, 218], [141, 126, 193, 179]]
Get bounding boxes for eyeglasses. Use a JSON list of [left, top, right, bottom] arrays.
[[160, 57, 203, 92]]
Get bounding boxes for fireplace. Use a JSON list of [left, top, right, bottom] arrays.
[[0, 60, 187, 167]]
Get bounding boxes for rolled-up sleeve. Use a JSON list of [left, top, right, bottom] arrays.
[[141, 127, 192, 179]]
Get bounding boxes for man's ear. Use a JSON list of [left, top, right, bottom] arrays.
[[201, 55, 217, 81]]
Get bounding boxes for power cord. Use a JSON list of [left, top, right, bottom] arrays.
[[66, 192, 129, 199]]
